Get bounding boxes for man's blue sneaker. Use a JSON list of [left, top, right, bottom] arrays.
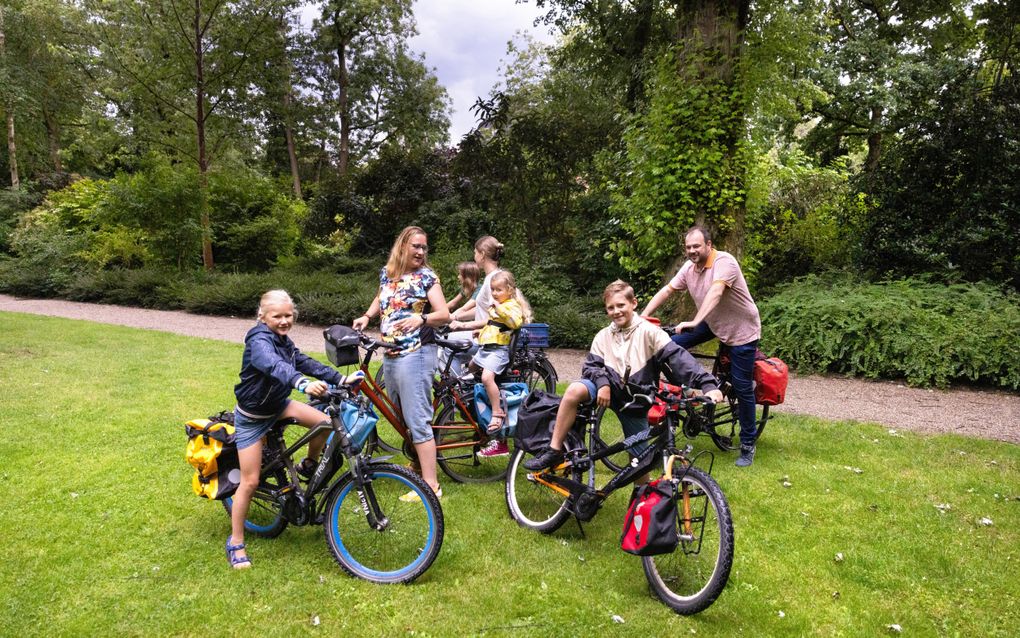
[[735, 444, 756, 467]]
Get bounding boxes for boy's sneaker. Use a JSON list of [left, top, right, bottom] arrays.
[[523, 447, 564, 471], [735, 444, 756, 467], [477, 440, 509, 458]]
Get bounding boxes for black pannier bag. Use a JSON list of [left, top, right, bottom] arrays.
[[514, 390, 564, 454], [324, 325, 362, 366]]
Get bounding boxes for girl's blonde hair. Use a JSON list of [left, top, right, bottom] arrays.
[[474, 235, 505, 264], [385, 226, 429, 280], [491, 270, 533, 323], [457, 261, 481, 296], [603, 279, 637, 304], [257, 289, 296, 321]]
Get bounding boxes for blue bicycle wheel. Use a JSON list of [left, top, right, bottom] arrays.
[[323, 464, 444, 584]]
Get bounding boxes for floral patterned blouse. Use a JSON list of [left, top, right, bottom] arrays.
[[378, 266, 439, 355]]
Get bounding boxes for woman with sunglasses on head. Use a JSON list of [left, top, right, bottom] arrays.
[[353, 226, 450, 500]]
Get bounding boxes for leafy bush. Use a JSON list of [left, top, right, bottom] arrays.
[[62, 268, 186, 308], [534, 298, 606, 349], [760, 276, 1020, 390], [743, 149, 857, 292], [208, 165, 307, 270], [169, 272, 275, 317]]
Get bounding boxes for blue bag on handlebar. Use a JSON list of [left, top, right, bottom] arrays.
[[473, 382, 529, 436], [338, 398, 379, 452]]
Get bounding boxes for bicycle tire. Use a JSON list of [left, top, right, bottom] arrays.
[[323, 463, 444, 584], [221, 468, 289, 538], [507, 355, 557, 393], [642, 464, 733, 615], [590, 406, 632, 472], [504, 449, 573, 533], [434, 403, 509, 483]]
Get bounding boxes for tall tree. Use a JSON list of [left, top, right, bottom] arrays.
[[803, 0, 978, 170], [603, 0, 752, 275], [1, 4, 22, 188], [89, 0, 281, 269], [307, 0, 449, 176]]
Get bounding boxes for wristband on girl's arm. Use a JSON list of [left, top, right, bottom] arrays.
[[296, 378, 311, 393]]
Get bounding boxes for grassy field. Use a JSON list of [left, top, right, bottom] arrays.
[[1, 312, 1018, 637]]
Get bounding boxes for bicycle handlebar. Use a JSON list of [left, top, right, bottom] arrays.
[[355, 331, 403, 352]]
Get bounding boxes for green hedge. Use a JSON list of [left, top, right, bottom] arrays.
[[760, 276, 1020, 390]]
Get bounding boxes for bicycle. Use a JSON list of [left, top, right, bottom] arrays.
[[686, 339, 770, 450], [591, 331, 771, 468], [505, 383, 734, 615], [222, 380, 444, 584], [331, 327, 517, 483]]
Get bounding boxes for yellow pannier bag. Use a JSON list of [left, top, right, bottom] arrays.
[[185, 414, 240, 500]]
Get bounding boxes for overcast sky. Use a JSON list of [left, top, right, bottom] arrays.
[[300, 2, 558, 143], [409, 0, 557, 142]]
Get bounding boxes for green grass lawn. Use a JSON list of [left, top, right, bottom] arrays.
[[1, 312, 1018, 637]]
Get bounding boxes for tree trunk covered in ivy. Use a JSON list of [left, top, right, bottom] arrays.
[[675, 0, 750, 260], [611, 0, 751, 275]]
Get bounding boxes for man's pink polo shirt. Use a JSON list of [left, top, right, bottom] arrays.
[[669, 249, 761, 346]]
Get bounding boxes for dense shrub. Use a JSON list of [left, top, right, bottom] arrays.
[[534, 298, 606, 350], [62, 268, 186, 309], [760, 276, 1020, 390], [208, 165, 307, 271], [744, 149, 857, 293]]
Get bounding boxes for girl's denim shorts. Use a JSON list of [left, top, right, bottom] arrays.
[[233, 401, 289, 450], [471, 344, 510, 374]]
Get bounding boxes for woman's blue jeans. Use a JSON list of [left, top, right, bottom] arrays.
[[381, 344, 437, 444], [671, 322, 759, 447]]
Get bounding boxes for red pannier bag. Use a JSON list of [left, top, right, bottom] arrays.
[[754, 356, 788, 405], [620, 477, 679, 556]]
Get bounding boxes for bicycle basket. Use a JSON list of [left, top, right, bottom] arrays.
[[519, 323, 550, 349], [324, 325, 361, 366]]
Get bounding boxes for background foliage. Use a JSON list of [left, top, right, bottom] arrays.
[[760, 276, 1020, 390], [2, 0, 1018, 387]]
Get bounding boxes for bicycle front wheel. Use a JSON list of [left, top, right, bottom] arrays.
[[642, 465, 734, 615], [434, 403, 510, 483], [323, 464, 444, 584], [505, 449, 572, 533]]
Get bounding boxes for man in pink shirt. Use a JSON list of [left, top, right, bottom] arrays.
[[642, 226, 762, 467]]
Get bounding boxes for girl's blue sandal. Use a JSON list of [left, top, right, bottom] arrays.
[[226, 536, 251, 569]]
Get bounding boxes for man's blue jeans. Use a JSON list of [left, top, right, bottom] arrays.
[[671, 322, 759, 447]]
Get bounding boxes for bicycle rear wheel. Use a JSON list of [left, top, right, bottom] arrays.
[[323, 463, 444, 584], [504, 449, 573, 533], [506, 355, 557, 393], [434, 403, 509, 483], [221, 468, 289, 538], [642, 464, 733, 615]]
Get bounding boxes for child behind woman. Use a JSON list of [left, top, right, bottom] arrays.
[[442, 261, 482, 375], [468, 270, 531, 432], [448, 261, 481, 313]]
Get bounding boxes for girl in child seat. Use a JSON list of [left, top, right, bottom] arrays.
[[451, 271, 530, 450]]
